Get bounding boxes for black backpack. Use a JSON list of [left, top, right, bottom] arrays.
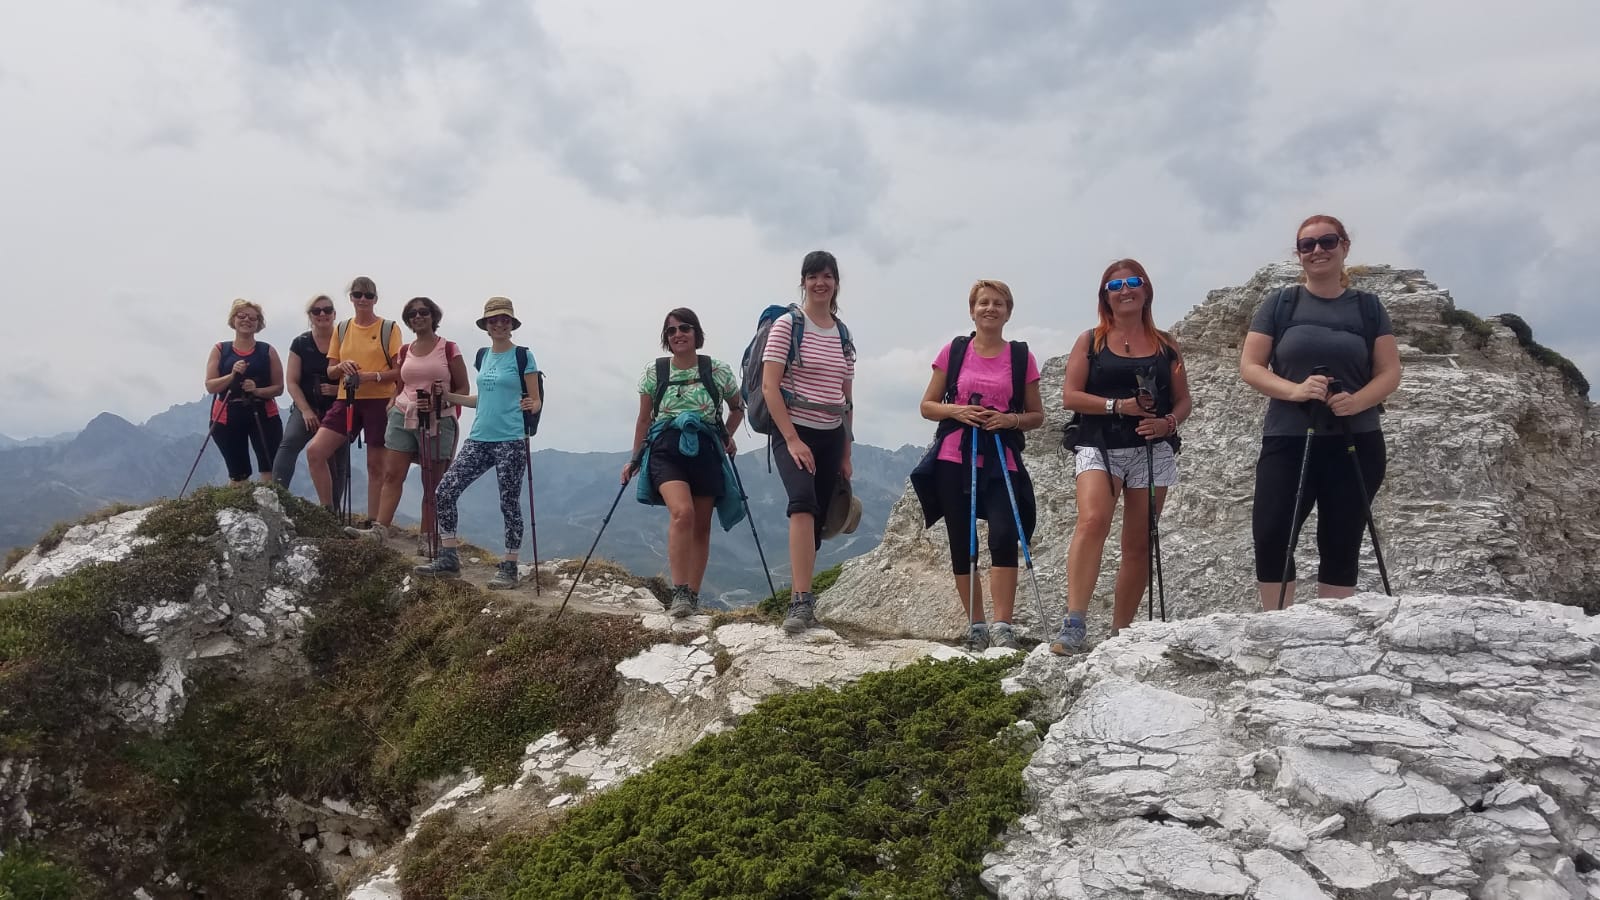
[[475, 346, 544, 436], [935, 335, 1031, 451], [1267, 285, 1385, 413], [651, 355, 722, 424]]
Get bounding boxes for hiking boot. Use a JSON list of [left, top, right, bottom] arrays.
[[782, 593, 817, 634], [486, 560, 519, 590], [964, 622, 990, 652], [344, 523, 390, 544], [668, 584, 696, 618], [989, 621, 1021, 651], [413, 547, 460, 578], [1049, 617, 1087, 656]]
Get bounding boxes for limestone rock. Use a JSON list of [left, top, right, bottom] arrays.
[[818, 263, 1600, 639], [4, 507, 153, 589]]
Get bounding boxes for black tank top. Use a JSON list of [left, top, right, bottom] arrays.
[[1080, 342, 1175, 450]]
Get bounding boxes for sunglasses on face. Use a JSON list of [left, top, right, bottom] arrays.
[[1296, 234, 1343, 254], [350, 291, 376, 300], [309, 306, 335, 316], [234, 315, 259, 323], [665, 323, 696, 335], [1105, 276, 1146, 292], [404, 307, 432, 320], [484, 315, 513, 326]]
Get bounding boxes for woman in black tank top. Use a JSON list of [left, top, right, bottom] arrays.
[[202, 299, 284, 483], [1050, 259, 1191, 654]]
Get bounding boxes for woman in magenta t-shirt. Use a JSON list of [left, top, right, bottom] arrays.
[[914, 280, 1044, 651]]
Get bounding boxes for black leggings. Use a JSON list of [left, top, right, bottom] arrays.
[[1252, 431, 1386, 586], [771, 425, 848, 550], [211, 405, 283, 482], [933, 460, 1020, 575]]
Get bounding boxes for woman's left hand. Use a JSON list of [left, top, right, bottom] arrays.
[[841, 455, 852, 480], [1326, 391, 1361, 417], [519, 397, 541, 413], [240, 379, 258, 395], [980, 411, 1021, 432], [723, 436, 737, 457], [1135, 417, 1171, 440]]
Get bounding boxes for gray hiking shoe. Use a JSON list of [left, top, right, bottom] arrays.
[[989, 622, 1021, 651], [486, 560, 519, 590], [964, 622, 990, 652], [668, 584, 696, 618], [344, 523, 389, 544], [1049, 617, 1087, 656], [413, 547, 460, 578], [781, 594, 817, 634]]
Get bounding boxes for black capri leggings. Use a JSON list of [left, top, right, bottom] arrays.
[[933, 460, 1021, 575], [211, 405, 284, 482], [1252, 430, 1386, 586], [771, 424, 848, 550]]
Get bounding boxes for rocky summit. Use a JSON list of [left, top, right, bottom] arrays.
[[819, 262, 1600, 641]]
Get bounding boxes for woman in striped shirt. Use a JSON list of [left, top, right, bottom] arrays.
[[761, 250, 857, 634]]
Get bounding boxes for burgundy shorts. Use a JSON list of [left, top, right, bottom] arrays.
[[321, 398, 390, 448]]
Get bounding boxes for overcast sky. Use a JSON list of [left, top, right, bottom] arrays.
[[2, 1, 1595, 450]]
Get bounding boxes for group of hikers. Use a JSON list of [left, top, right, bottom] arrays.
[[196, 212, 1400, 653]]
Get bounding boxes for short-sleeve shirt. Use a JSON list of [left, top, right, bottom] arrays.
[[329, 318, 402, 400], [289, 331, 337, 415], [470, 346, 539, 443], [761, 311, 855, 430], [1248, 287, 1393, 436], [638, 357, 740, 424], [932, 340, 1040, 470], [394, 339, 462, 427]]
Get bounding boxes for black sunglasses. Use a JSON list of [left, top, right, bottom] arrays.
[[665, 323, 696, 335], [1296, 234, 1343, 254], [404, 307, 432, 320], [350, 291, 376, 300], [309, 306, 335, 315]]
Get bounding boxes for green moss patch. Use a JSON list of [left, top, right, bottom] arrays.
[[1495, 312, 1590, 398], [437, 656, 1035, 899]]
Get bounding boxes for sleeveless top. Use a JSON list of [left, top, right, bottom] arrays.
[[1078, 341, 1175, 450], [211, 341, 279, 423]]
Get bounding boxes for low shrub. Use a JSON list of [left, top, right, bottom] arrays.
[[0, 845, 86, 899], [443, 656, 1035, 899]]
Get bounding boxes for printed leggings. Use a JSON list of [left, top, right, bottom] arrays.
[[435, 438, 527, 551]]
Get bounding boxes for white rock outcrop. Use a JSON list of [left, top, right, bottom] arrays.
[[982, 593, 1600, 899], [819, 264, 1600, 640]]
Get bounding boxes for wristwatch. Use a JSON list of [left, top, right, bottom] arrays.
[[1105, 397, 1116, 414]]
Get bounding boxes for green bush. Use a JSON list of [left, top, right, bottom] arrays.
[[1440, 307, 1495, 348], [0, 846, 85, 899], [1495, 312, 1591, 398], [757, 563, 843, 618], [443, 656, 1035, 899]]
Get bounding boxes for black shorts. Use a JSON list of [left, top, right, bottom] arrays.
[[647, 428, 724, 498]]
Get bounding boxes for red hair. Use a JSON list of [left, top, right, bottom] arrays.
[[1092, 258, 1177, 355], [1296, 214, 1352, 288]]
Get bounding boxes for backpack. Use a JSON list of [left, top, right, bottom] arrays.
[[475, 346, 544, 436], [651, 355, 722, 422], [395, 339, 459, 371], [336, 318, 399, 368], [940, 334, 1031, 451], [1267, 285, 1385, 413], [741, 304, 856, 435]]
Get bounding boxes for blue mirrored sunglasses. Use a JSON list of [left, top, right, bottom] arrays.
[[1105, 276, 1146, 292]]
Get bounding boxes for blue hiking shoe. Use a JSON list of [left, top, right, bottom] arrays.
[[1049, 616, 1087, 656]]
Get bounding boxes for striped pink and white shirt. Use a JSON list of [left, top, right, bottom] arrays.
[[762, 311, 855, 430]]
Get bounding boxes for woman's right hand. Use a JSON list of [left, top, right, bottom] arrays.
[[786, 437, 816, 474], [949, 404, 988, 426], [621, 461, 639, 483], [1289, 374, 1330, 404], [1115, 397, 1156, 419]]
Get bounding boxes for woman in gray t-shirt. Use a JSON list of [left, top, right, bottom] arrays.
[[1239, 214, 1402, 611]]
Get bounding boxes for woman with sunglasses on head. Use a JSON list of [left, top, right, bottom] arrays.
[[1241, 215, 1401, 610], [347, 297, 469, 547], [763, 250, 857, 635], [911, 280, 1044, 651], [414, 297, 541, 590], [203, 299, 285, 484], [271, 294, 348, 491], [305, 276, 402, 517], [623, 308, 745, 617], [1051, 261, 1191, 655]]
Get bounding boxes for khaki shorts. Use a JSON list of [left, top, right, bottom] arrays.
[[384, 406, 457, 460]]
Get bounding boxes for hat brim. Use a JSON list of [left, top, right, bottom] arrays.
[[476, 315, 522, 331], [821, 478, 860, 540]]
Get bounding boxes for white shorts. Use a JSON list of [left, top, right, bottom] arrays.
[[1075, 443, 1179, 489]]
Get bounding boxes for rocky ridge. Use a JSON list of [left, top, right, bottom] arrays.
[[984, 593, 1600, 899], [819, 263, 1600, 640]]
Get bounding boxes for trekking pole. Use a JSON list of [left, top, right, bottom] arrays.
[[714, 409, 779, 603], [524, 434, 540, 596], [1276, 368, 1323, 611], [967, 415, 980, 627], [417, 388, 437, 558], [992, 431, 1045, 637], [342, 374, 358, 525], [179, 387, 233, 498], [246, 396, 271, 481], [1328, 378, 1393, 595], [1144, 440, 1168, 622], [554, 476, 633, 622]]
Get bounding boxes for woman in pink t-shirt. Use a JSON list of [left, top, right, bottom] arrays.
[[913, 280, 1044, 651], [348, 296, 469, 549]]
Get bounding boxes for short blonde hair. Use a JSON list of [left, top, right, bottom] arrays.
[[968, 279, 1014, 312], [305, 293, 333, 315], [228, 298, 265, 329]]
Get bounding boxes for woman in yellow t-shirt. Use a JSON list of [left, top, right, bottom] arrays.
[[305, 275, 402, 518]]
